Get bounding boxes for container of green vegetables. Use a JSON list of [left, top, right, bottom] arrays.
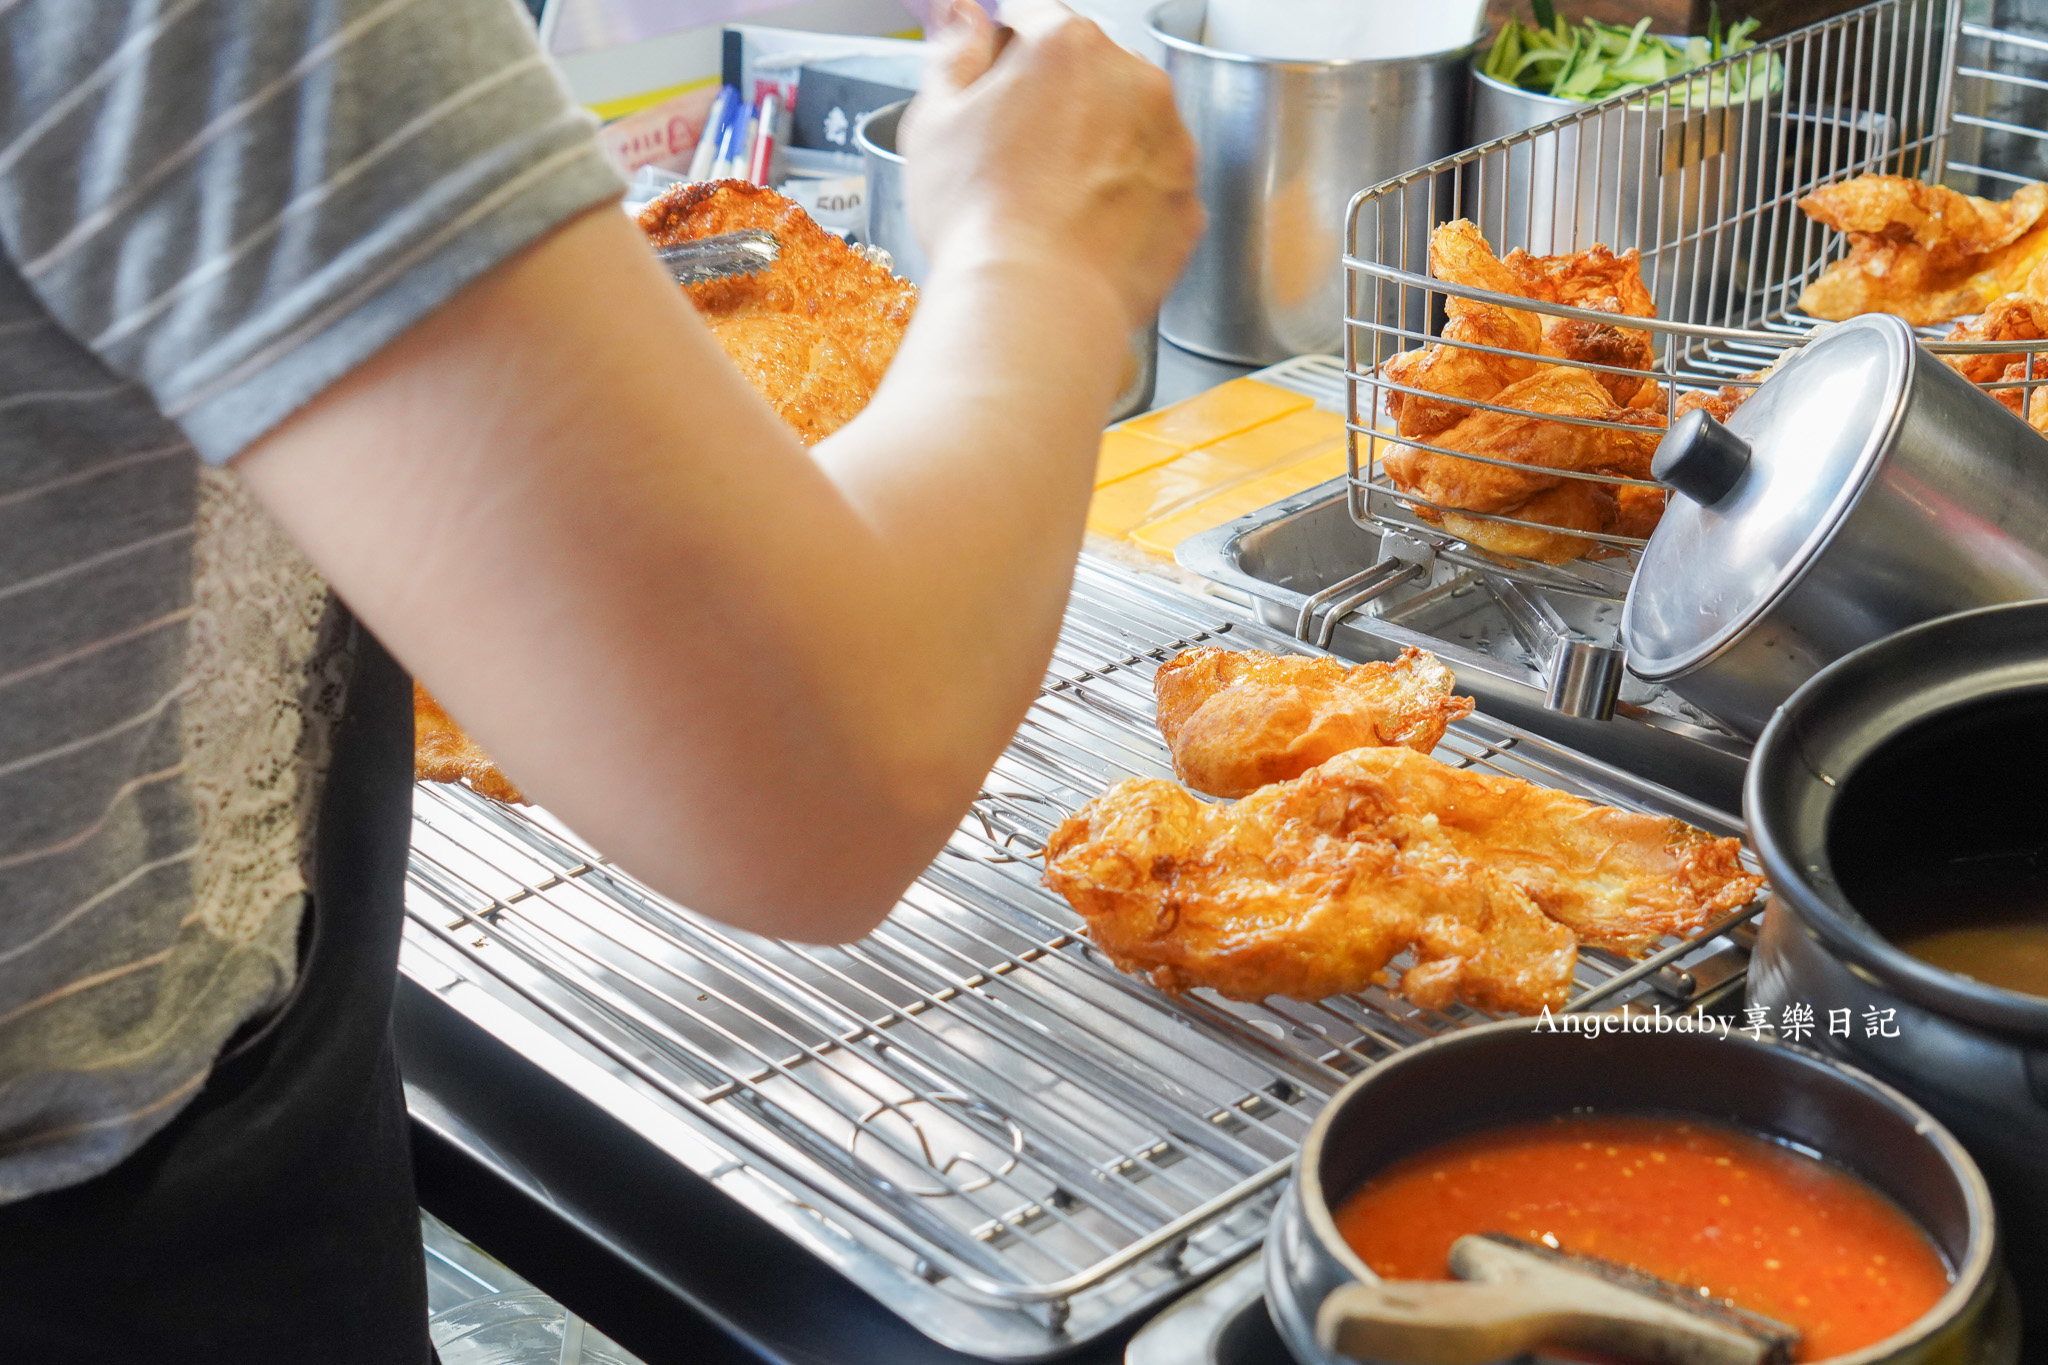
[[1465, 3, 1786, 324]]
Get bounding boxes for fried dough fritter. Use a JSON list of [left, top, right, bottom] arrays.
[[1674, 384, 1750, 424], [1381, 221, 1545, 439], [1797, 176, 2048, 325], [1441, 482, 1615, 567], [414, 684, 526, 804], [1041, 747, 1762, 1013], [1992, 359, 2048, 435], [636, 180, 918, 444], [1803, 176, 2048, 262], [1377, 222, 1665, 562], [1382, 222, 1658, 440], [1938, 261, 2048, 428], [1387, 368, 1662, 513], [1385, 366, 1665, 564], [1539, 315, 1657, 405], [1152, 647, 1473, 798], [1340, 746, 1762, 951], [1514, 248, 1656, 314], [1043, 753, 1579, 1014], [1944, 286, 2048, 384]]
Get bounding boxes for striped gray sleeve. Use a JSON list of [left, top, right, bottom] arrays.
[[0, 0, 626, 464]]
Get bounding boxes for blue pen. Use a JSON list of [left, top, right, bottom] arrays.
[[686, 85, 737, 182], [710, 89, 746, 181]]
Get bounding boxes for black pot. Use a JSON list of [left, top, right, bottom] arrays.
[[1266, 1019, 2016, 1365], [1746, 600, 2048, 1350]]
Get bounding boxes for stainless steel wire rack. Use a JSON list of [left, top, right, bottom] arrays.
[[398, 562, 1764, 1358], [1345, 0, 2048, 600]]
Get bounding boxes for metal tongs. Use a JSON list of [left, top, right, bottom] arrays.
[[655, 228, 781, 285]]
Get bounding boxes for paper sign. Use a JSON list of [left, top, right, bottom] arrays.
[[597, 83, 721, 176]]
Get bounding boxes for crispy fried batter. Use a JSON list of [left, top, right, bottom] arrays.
[[1797, 177, 2048, 324], [1675, 384, 1749, 423], [637, 180, 917, 444], [1442, 482, 1616, 566], [1042, 746, 1761, 1012], [1333, 747, 1762, 952], [1383, 223, 1658, 438], [1377, 223, 1665, 561], [1539, 315, 1657, 405], [414, 684, 526, 804], [1801, 177, 2048, 260], [1383, 221, 1545, 438], [1945, 291, 2048, 384], [1387, 368, 1662, 513], [1152, 647, 1473, 798], [1992, 359, 2048, 434], [1042, 754, 1579, 1013], [1938, 259, 2048, 423], [1609, 483, 1669, 542], [1512, 238, 1659, 407], [1505, 242, 1658, 319], [1385, 366, 1664, 563]]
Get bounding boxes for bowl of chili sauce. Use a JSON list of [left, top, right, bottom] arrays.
[[1264, 1019, 2018, 1365]]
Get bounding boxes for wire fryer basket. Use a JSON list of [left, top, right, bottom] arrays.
[[1345, 0, 2048, 599]]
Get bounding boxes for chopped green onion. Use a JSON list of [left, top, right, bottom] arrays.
[[1482, 8, 1778, 105]]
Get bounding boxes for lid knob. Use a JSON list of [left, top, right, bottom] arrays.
[[1654, 409, 1753, 507]]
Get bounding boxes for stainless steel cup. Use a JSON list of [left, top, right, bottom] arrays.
[[855, 101, 924, 281], [1149, 0, 1473, 365], [1465, 62, 1868, 326], [1469, 67, 1776, 324], [855, 100, 1159, 421]]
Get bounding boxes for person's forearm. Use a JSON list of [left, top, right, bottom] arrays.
[[237, 4, 1198, 946], [238, 209, 1131, 942], [807, 240, 1134, 797]]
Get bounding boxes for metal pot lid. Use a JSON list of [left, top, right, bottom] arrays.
[[1624, 314, 1915, 680]]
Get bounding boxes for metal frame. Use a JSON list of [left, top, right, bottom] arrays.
[[1345, 0, 2048, 599], [399, 564, 1762, 1357]]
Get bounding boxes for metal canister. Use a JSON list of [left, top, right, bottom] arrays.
[[1623, 313, 2048, 737], [1148, 0, 1472, 365], [854, 99, 1159, 421]]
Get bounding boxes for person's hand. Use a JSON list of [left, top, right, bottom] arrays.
[[900, 0, 1202, 332]]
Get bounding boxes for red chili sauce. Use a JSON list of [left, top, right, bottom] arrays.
[[1333, 1114, 1951, 1361]]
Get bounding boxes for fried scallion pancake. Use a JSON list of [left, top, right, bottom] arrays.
[[1152, 646, 1473, 798], [1042, 747, 1762, 1014], [1797, 176, 2048, 325], [637, 180, 917, 444], [414, 684, 525, 804]]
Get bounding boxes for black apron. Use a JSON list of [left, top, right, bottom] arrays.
[[0, 622, 434, 1363]]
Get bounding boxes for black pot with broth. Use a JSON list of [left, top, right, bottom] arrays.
[[1828, 690, 2048, 1001], [1746, 603, 2048, 1347]]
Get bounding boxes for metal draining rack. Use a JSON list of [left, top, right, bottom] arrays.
[[1345, 0, 2048, 600], [398, 562, 1762, 1358]]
